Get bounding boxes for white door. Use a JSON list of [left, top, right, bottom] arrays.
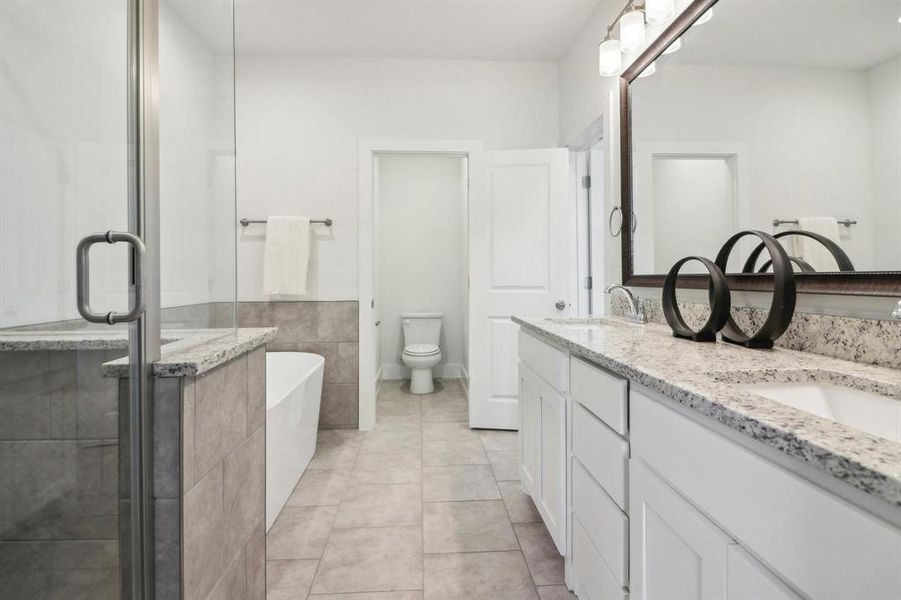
[[468, 149, 573, 429]]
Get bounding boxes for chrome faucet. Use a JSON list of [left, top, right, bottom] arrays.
[[606, 285, 648, 324], [891, 300, 901, 320]]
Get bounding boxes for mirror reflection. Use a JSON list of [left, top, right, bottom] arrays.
[[630, 0, 901, 275]]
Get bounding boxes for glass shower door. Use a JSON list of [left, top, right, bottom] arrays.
[[0, 0, 157, 598]]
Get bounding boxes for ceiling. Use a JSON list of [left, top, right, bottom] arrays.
[[665, 0, 901, 71], [227, 0, 603, 61]]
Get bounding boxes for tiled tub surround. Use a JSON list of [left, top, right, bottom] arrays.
[[237, 302, 359, 429], [0, 349, 122, 599], [175, 346, 268, 600], [265, 379, 574, 600], [513, 316, 901, 508], [611, 295, 901, 370]]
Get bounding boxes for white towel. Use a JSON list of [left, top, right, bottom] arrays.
[[262, 216, 311, 296], [794, 216, 842, 272]]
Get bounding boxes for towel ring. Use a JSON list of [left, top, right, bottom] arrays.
[[609, 206, 623, 237]]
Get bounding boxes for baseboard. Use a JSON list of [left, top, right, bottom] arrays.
[[380, 363, 464, 380]]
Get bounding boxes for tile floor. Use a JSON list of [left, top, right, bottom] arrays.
[[265, 379, 576, 600]]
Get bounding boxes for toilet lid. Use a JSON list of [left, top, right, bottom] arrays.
[[403, 343, 440, 356]]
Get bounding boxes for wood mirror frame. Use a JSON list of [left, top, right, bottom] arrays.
[[619, 0, 901, 297]]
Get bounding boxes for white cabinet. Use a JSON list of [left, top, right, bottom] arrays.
[[726, 547, 800, 600], [519, 362, 566, 552], [630, 458, 734, 600]]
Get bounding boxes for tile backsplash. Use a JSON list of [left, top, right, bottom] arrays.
[[611, 295, 901, 370]]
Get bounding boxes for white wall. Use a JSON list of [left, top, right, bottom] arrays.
[[376, 155, 466, 378], [235, 55, 559, 302], [868, 54, 901, 272]]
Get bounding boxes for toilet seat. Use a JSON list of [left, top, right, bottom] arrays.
[[403, 343, 440, 356]]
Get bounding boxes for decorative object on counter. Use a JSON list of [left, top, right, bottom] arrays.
[[741, 230, 855, 273], [662, 256, 730, 342], [754, 256, 815, 273], [716, 231, 796, 349]]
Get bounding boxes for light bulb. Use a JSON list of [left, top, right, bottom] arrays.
[[619, 10, 647, 54], [598, 39, 623, 77], [645, 0, 675, 24], [695, 7, 713, 26]]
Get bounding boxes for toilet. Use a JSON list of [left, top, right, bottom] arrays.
[[401, 312, 443, 394]]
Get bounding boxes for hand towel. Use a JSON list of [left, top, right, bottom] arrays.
[[795, 216, 841, 272], [263, 216, 311, 296]]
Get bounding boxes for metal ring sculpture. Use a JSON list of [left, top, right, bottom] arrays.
[[716, 230, 797, 349], [662, 256, 731, 342]]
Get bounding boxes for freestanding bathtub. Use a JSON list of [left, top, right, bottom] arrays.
[[266, 352, 324, 530]]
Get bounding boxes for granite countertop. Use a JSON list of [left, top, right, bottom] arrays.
[[0, 328, 277, 378], [513, 316, 901, 508]]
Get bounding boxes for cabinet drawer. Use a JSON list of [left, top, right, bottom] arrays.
[[519, 331, 569, 393], [571, 357, 628, 435], [573, 459, 629, 587], [573, 517, 628, 600], [573, 402, 629, 510]]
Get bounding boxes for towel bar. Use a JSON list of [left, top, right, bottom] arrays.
[[240, 218, 332, 227], [772, 218, 856, 228]]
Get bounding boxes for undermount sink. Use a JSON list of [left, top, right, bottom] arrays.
[[738, 381, 901, 443]]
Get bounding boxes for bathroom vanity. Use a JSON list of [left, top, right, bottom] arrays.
[[514, 316, 901, 600]]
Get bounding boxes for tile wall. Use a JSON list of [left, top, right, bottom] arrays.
[[237, 302, 359, 429], [0, 349, 121, 599]]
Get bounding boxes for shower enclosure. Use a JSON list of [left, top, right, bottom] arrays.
[[0, 0, 237, 597]]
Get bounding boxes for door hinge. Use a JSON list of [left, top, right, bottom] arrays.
[[581, 175, 591, 189], [584, 276, 593, 290]]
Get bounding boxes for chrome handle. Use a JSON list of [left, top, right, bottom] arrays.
[[76, 231, 146, 325], [555, 300, 567, 311], [631, 210, 638, 233]]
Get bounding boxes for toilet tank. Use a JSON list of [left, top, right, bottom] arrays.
[[401, 312, 443, 346]]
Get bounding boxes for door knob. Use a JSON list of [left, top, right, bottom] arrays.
[[555, 300, 567, 311], [375, 321, 381, 326]]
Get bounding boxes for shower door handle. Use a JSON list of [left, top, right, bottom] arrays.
[[76, 231, 146, 324]]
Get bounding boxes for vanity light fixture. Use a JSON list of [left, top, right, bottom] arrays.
[[620, 9, 647, 53], [599, 39, 623, 76], [645, 0, 675, 24]]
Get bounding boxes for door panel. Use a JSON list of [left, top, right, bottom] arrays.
[[470, 149, 572, 429]]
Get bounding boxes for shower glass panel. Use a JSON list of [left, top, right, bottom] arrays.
[[159, 0, 237, 331], [0, 0, 133, 598]]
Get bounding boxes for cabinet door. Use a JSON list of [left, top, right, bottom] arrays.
[[539, 380, 566, 552], [519, 365, 541, 496], [630, 459, 734, 600], [726, 547, 800, 600], [518, 363, 566, 553]]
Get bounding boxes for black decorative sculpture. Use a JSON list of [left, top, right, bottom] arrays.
[[662, 256, 731, 342], [717, 230, 797, 349]]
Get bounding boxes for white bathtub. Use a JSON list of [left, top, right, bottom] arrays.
[[266, 352, 324, 530]]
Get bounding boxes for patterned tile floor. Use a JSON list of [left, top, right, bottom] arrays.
[[266, 379, 575, 599]]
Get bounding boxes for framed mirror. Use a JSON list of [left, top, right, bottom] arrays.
[[620, 0, 901, 296]]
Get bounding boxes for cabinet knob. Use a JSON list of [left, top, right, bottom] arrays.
[[555, 300, 567, 311]]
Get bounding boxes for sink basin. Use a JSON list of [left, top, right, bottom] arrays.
[[738, 382, 901, 443]]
